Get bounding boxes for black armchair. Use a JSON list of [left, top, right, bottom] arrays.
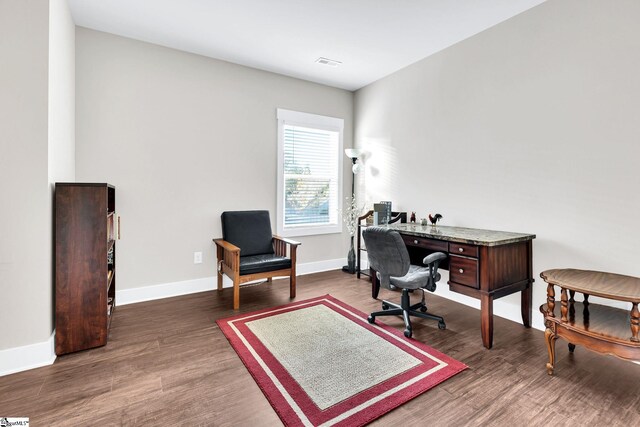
[[213, 210, 300, 310]]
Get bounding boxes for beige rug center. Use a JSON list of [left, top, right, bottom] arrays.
[[246, 304, 421, 410]]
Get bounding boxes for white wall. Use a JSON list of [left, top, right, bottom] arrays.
[[0, 0, 50, 352], [0, 0, 75, 370], [49, 0, 76, 184], [0, 0, 76, 357], [75, 28, 354, 292], [355, 0, 640, 330]]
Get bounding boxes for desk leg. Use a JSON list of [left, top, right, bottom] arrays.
[[481, 293, 494, 349], [521, 283, 532, 328], [371, 268, 380, 299]]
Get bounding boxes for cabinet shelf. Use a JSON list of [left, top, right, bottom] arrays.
[[107, 270, 114, 292]]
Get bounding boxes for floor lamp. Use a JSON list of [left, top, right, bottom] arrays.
[[343, 148, 363, 273]]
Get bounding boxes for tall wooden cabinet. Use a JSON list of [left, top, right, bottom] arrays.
[[55, 183, 117, 355]]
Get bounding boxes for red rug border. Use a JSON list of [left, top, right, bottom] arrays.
[[216, 295, 467, 426], [230, 301, 443, 424]]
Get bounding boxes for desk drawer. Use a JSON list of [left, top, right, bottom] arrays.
[[449, 242, 479, 258], [401, 234, 448, 252], [449, 255, 479, 288]]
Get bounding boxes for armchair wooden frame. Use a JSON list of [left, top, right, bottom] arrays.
[[213, 235, 300, 310]]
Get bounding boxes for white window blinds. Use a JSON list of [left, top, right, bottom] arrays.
[[277, 109, 343, 237], [283, 124, 339, 226]]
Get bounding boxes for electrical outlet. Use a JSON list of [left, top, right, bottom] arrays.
[[194, 251, 203, 264]]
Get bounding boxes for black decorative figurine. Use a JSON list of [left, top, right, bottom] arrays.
[[428, 213, 443, 226]]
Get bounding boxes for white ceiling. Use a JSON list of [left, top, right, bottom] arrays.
[[68, 0, 546, 91]]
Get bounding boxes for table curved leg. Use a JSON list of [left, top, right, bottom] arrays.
[[545, 327, 557, 375]]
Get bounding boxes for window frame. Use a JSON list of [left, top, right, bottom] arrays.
[[276, 108, 344, 237]]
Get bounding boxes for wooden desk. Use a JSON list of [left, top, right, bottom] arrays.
[[368, 224, 536, 349], [540, 269, 640, 375]]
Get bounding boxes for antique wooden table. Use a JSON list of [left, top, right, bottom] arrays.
[[540, 269, 640, 375]]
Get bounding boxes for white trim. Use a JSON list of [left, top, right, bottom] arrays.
[[1, 258, 341, 377], [0, 331, 56, 377], [296, 257, 344, 275], [117, 258, 345, 306], [117, 276, 214, 306], [276, 108, 344, 238]]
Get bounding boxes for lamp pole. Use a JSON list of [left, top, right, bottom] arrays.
[[342, 149, 362, 274], [350, 156, 357, 199]]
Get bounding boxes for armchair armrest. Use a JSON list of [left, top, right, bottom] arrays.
[[272, 235, 301, 246], [213, 238, 241, 276], [272, 235, 301, 258], [213, 238, 241, 253]]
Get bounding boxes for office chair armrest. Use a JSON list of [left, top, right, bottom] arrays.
[[423, 252, 447, 265], [422, 252, 447, 292]]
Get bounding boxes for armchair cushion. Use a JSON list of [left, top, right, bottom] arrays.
[[239, 254, 292, 275], [221, 210, 274, 256]]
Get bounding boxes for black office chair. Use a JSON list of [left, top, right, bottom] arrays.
[[363, 227, 447, 338]]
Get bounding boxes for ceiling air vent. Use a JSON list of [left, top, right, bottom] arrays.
[[315, 57, 342, 67]]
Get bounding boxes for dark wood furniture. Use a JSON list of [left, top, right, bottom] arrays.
[[368, 223, 535, 349], [540, 269, 640, 375], [213, 210, 300, 310], [356, 210, 406, 279], [55, 183, 117, 355]]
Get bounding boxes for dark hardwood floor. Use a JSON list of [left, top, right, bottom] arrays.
[[1, 270, 639, 426]]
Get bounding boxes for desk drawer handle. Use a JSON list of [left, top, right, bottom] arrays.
[[459, 268, 464, 274], [414, 239, 419, 245], [459, 247, 464, 252]]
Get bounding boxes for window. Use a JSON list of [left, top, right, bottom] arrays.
[[277, 109, 344, 237]]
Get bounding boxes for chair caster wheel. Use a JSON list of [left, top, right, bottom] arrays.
[[367, 315, 375, 324], [404, 328, 412, 338], [381, 303, 389, 310], [420, 306, 427, 313], [438, 321, 446, 330]]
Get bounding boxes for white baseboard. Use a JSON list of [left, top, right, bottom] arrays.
[[297, 258, 345, 275], [0, 331, 56, 377], [117, 258, 345, 306], [432, 271, 546, 331], [118, 276, 214, 306], [8, 257, 542, 377]]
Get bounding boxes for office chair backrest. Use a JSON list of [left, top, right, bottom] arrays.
[[362, 227, 410, 287], [221, 210, 274, 256]]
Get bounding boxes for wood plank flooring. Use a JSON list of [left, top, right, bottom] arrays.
[[1, 270, 639, 426]]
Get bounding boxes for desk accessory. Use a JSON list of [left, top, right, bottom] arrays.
[[429, 213, 443, 226]]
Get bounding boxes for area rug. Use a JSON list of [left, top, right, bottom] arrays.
[[216, 295, 466, 427]]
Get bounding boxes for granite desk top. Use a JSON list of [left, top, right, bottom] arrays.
[[382, 223, 536, 246]]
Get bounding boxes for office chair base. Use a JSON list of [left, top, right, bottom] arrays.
[[368, 292, 446, 338]]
